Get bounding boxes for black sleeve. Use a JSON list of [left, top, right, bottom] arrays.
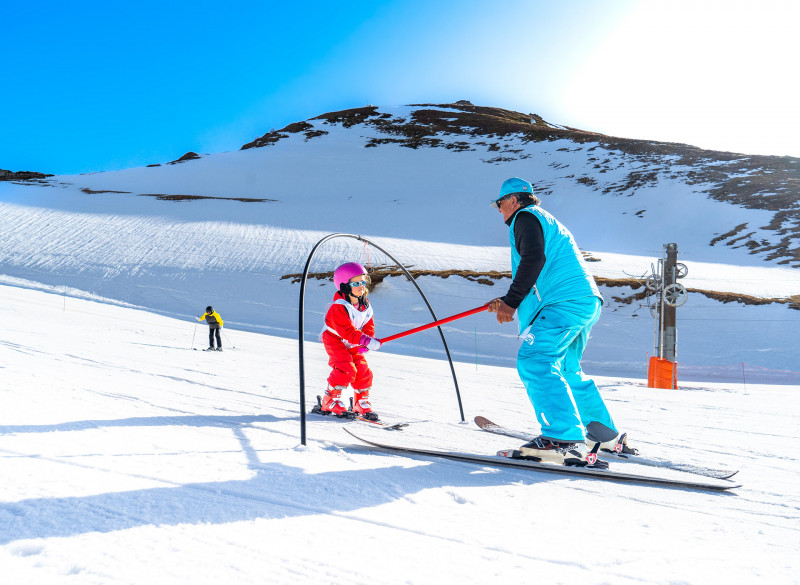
[[501, 211, 545, 309]]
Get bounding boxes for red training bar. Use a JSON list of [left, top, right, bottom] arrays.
[[378, 304, 489, 344]]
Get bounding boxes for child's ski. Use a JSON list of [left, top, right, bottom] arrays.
[[309, 396, 408, 429], [355, 416, 408, 430]]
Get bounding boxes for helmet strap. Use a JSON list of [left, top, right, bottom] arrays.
[[339, 283, 369, 309]]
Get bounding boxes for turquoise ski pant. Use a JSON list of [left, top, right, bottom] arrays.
[[516, 296, 616, 442]]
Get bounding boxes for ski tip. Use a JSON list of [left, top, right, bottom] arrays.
[[387, 422, 410, 430], [474, 415, 493, 427]]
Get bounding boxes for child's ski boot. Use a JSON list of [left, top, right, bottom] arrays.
[[311, 385, 354, 418], [352, 388, 379, 422]]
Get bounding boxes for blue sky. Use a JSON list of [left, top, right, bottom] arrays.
[[2, 0, 798, 175]]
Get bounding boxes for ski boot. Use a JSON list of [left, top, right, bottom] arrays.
[[585, 432, 637, 455], [311, 386, 354, 418], [518, 436, 607, 468], [352, 388, 379, 422], [585, 422, 638, 455]]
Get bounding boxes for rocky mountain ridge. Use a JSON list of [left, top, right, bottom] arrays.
[[239, 102, 800, 266], [0, 169, 52, 181]]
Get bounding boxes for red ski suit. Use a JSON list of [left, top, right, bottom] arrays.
[[322, 291, 375, 390]]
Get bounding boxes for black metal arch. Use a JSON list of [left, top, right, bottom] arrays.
[[298, 233, 465, 445]]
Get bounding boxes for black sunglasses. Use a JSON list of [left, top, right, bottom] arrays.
[[492, 194, 513, 209]]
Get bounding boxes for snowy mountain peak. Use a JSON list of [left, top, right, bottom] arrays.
[[242, 103, 587, 151], [237, 102, 799, 266]]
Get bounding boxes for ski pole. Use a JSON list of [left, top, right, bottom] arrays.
[[191, 322, 198, 349], [378, 304, 489, 344], [222, 329, 236, 349]]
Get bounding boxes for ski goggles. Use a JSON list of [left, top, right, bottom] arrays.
[[349, 280, 368, 289]]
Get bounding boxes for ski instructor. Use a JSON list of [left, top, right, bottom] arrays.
[[487, 177, 633, 466]]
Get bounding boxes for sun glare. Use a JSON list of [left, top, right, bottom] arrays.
[[563, 1, 800, 156]]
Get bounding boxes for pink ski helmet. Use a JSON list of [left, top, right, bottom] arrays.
[[334, 262, 368, 290]]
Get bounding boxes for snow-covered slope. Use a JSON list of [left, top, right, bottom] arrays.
[[1, 103, 798, 377], [1, 283, 798, 585], [2, 104, 800, 583]]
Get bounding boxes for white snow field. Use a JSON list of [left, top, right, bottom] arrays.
[[2, 104, 800, 583], [1, 106, 799, 379], [1, 284, 799, 585]]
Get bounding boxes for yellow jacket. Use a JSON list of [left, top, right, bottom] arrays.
[[198, 311, 223, 328]]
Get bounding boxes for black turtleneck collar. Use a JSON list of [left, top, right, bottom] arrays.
[[504, 202, 534, 226]]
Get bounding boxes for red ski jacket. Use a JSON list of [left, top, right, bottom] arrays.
[[322, 292, 375, 351]]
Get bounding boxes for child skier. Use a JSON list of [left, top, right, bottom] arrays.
[[197, 306, 224, 351], [319, 262, 382, 420]]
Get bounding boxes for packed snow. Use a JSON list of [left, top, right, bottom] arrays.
[[2, 105, 799, 583], [1, 284, 799, 584]]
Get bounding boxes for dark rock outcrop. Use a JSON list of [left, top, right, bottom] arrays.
[[0, 169, 53, 181]]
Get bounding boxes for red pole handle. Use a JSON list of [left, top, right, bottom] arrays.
[[378, 304, 489, 344]]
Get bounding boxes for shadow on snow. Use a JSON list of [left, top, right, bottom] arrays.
[[0, 413, 552, 545]]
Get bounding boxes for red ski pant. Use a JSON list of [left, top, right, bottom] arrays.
[[325, 343, 373, 390]]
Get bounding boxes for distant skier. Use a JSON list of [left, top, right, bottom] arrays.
[[197, 306, 223, 351], [487, 177, 635, 466], [318, 262, 381, 420]]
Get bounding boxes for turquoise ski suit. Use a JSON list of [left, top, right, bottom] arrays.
[[506, 204, 616, 442]]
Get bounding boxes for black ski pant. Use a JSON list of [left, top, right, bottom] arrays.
[[209, 327, 222, 348]]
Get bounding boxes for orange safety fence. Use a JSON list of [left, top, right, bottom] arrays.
[[645, 356, 800, 386]]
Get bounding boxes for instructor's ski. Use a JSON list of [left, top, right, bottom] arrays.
[[474, 416, 738, 480], [343, 427, 740, 491]]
